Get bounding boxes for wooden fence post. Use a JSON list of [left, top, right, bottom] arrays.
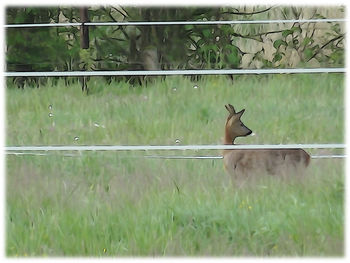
[[80, 7, 89, 49], [79, 7, 89, 92]]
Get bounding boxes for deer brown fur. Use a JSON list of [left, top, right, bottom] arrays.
[[223, 104, 310, 178]]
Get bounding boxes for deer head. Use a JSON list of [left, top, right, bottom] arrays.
[[224, 104, 252, 144]]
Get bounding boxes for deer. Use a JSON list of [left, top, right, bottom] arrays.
[[223, 104, 310, 181]]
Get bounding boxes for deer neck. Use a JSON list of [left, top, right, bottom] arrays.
[[224, 125, 237, 145]]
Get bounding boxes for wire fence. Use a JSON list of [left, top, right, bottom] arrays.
[[144, 155, 347, 160], [4, 68, 346, 77], [4, 144, 345, 152], [5, 15, 345, 161], [5, 151, 346, 160], [5, 144, 345, 159], [4, 18, 346, 28]]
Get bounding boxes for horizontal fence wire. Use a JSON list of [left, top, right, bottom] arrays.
[[4, 68, 346, 77], [85, 19, 346, 26], [4, 144, 345, 152], [310, 155, 347, 159], [4, 18, 346, 28], [6, 152, 78, 157], [145, 155, 347, 159], [5, 152, 346, 159], [5, 22, 82, 28]]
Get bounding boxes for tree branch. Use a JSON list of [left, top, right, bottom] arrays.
[[221, 6, 274, 16], [100, 37, 126, 42], [307, 34, 344, 61], [103, 7, 118, 22], [111, 6, 129, 19], [231, 32, 263, 42], [231, 30, 284, 42], [119, 6, 130, 18]]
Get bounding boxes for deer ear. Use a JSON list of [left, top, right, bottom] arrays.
[[225, 104, 236, 115], [228, 104, 236, 114], [237, 109, 245, 118]]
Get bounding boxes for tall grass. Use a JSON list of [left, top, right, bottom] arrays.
[[6, 74, 344, 256]]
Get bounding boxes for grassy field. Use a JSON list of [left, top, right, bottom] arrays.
[[6, 74, 344, 257]]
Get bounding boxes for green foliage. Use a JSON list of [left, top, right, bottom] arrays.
[[6, 7, 81, 87], [5, 6, 345, 87], [282, 29, 293, 38], [273, 52, 283, 62], [273, 39, 287, 49]]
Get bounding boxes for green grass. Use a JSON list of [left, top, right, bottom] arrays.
[[6, 74, 344, 257]]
